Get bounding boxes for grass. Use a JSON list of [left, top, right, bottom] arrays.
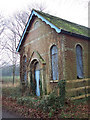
[[2, 85, 22, 99], [2, 76, 20, 83], [72, 96, 89, 105], [60, 97, 89, 118], [2, 76, 20, 98]]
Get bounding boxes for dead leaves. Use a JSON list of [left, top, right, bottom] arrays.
[[2, 96, 89, 119]]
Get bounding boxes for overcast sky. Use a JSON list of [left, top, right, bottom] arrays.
[[0, 0, 89, 67], [0, 0, 89, 27]]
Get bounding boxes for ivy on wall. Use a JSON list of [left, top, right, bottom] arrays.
[[58, 80, 66, 104]]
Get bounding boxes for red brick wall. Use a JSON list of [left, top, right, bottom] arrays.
[[63, 34, 89, 80], [19, 16, 89, 94]]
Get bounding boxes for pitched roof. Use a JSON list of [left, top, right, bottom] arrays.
[[16, 9, 90, 52]]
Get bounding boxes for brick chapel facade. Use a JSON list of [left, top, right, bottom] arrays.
[[16, 9, 90, 96]]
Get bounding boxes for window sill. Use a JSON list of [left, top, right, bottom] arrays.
[[50, 80, 58, 83]]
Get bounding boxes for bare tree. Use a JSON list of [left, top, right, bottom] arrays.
[[3, 8, 30, 84], [0, 14, 5, 35], [0, 13, 6, 67], [27, 2, 47, 12], [1, 2, 48, 84]]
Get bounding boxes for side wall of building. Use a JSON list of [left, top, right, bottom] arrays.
[[63, 34, 89, 80]]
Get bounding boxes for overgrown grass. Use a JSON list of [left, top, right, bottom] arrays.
[[2, 79, 89, 118], [2, 84, 64, 115], [36, 93, 63, 112], [60, 96, 89, 118], [2, 76, 21, 99], [2, 76, 20, 83], [17, 97, 40, 109], [2, 85, 22, 99], [72, 96, 89, 105]]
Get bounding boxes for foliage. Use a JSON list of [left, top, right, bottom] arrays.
[[17, 97, 35, 108], [2, 85, 21, 99], [16, 91, 63, 114], [72, 96, 89, 105], [2, 83, 89, 118], [39, 79, 43, 96], [36, 93, 62, 113], [2, 78, 89, 118], [60, 101, 89, 118], [58, 80, 66, 105], [2, 76, 20, 83]]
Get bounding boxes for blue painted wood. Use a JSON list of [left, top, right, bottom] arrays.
[[35, 70, 40, 96], [25, 57, 27, 63], [51, 46, 59, 80], [76, 45, 83, 78], [33, 11, 61, 33]]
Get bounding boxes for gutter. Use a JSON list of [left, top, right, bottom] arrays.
[[61, 30, 89, 40]]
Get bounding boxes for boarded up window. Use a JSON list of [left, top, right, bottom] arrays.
[[51, 45, 59, 80], [76, 45, 83, 78]]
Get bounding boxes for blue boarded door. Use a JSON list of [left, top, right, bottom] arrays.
[[76, 45, 83, 78], [35, 70, 40, 96]]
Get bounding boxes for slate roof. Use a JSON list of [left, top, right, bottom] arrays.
[[34, 9, 89, 37], [16, 9, 90, 52]]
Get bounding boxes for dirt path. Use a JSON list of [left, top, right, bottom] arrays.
[[2, 107, 24, 119]]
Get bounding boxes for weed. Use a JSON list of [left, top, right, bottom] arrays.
[[2, 76, 20, 84], [48, 109, 55, 118], [36, 93, 63, 113], [2, 85, 22, 99], [58, 80, 66, 105], [17, 97, 35, 108], [2, 78, 89, 119]]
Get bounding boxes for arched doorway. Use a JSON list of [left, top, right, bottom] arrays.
[[30, 59, 41, 96]]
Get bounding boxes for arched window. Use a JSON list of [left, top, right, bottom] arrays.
[[23, 55, 27, 81], [51, 45, 59, 80], [34, 21, 39, 29], [76, 45, 84, 78]]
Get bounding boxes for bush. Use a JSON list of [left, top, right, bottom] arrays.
[[2, 86, 22, 99], [37, 93, 63, 112], [17, 97, 35, 108], [58, 80, 66, 105]]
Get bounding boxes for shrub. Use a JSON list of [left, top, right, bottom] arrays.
[[17, 97, 35, 108], [36, 93, 63, 112], [2, 86, 22, 99], [58, 80, 66, 105]]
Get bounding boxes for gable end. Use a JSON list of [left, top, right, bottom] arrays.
[[16, 10, 61, 52]]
